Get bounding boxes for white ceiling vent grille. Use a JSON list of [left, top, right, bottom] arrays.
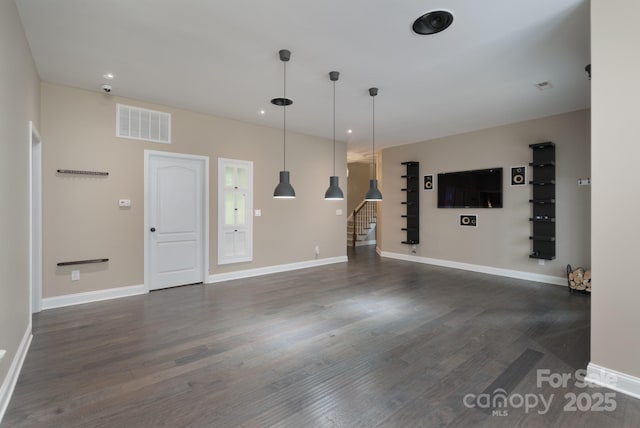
[[116, 104, 171, 144]]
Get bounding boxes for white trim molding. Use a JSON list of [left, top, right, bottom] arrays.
[[29, 121, 43, 314], [217, 158, 253, 265], [586, 363, 640, 400], [41, 284, 147, 310], [0, 324, 32, 424], [379, 250, 565, 286], [208, 256, 347, 284]]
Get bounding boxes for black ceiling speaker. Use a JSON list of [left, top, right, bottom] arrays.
[[413, 10, 454, 35]]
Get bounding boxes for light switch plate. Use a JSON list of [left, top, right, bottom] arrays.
[[336, 209, 343, 216], [578, 178, 591, 186], [255, 209, 262, 217], [72, 270, 80, 281]]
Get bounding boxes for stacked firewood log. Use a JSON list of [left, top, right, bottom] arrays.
[[568, 267, 591, 292]]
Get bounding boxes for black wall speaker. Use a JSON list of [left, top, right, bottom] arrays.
[[424, 175, 433, 190], [412, 11, 454, 35], [460, 215, 477, 227], [511, 166, 526, 186]]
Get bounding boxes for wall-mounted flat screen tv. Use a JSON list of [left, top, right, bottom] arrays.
[[437, 168, 503, 208]]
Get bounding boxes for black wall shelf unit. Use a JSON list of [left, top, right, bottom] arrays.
[[401, 161, 419, 245], [529, 142, 555, 260]]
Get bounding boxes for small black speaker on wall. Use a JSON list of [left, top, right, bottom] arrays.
[[460, 214, 478, 227], [511, 166, 526, 186], [424, 175, 433, 190]]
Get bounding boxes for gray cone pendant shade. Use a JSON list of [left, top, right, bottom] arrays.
[[365, 178, 383, 201], [272, 49, 296, 199], [274, 171, 295, 198], [325, 71, 344, 200], [325, 175, 344, 200], [364, 87, 383, 201]]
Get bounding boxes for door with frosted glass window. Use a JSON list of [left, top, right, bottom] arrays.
[[218, 158, 253, 264]]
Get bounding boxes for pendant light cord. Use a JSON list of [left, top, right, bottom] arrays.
[[371, 94, 375, 177], [283, 61, 287, 170], [332, 80, 336, 176]]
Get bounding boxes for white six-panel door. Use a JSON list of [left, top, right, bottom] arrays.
[[145, 151, 208, 291]]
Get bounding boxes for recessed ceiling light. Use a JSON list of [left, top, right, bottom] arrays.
[[103, 73, 114, 80], [259, 110, 265, 115], [413, 10, 454, 35], [347, 129, 353, 134]]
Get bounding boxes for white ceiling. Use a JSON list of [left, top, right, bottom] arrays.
[[16, 0, 590, 159]]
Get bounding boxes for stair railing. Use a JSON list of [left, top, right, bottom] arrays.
[[352, 200, 376, 247]]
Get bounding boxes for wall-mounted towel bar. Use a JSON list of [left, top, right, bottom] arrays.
[[57, 258, 109, 266], [57, 169, 109, 176]]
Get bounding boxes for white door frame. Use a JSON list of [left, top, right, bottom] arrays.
[[144, 150, 209, 292], [29, 121, 42, 313], [217, 158, 253, 265]]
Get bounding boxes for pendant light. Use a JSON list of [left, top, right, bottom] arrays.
[[272, 49, 296, 199], [364, 87, 383, 201], [324, 71, 344, 200]]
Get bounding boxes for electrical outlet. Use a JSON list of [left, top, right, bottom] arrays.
[[72, 270, 80, 281], [0, 349, 6, 361], [538, 259, 545, 265], [578, 178, 591, 186], [314, 245, 320, 255], [255, 209, 262, 217], [336, 209, 343, 216], [118, 199, 131, 207]]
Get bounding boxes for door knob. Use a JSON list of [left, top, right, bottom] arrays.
[[150, 227, 156, 232]]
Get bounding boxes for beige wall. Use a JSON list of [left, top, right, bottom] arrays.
[[0, 0, 40, 396], [40, 83, 346, 298], [347, 162, 371, 214], [379, 110, 590, 277], [591, 0, 640, 378]]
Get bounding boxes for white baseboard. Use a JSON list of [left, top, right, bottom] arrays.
[[42, 284, 147, 310], [208, 256, 348, 284], [41, 256, 349, 308], [586, 363, 640, 400], [0, 323, 32, 424], [379, 250, 565, 286]]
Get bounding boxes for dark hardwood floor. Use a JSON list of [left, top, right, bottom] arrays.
[[4, 247, 639, 427]]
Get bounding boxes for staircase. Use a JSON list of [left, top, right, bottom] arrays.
[[347, 200, 377, 247]]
